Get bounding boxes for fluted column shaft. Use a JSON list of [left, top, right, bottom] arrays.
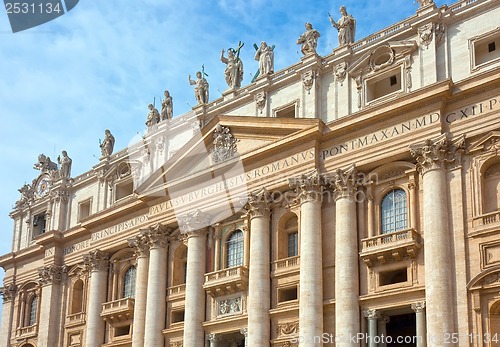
[[410, 133, 463, 346], [84, 250, 109, 347], [143, 225, 170, 347], [290, 170, 324, 346], [181, 210, 210, 347], [247, 189, 271, 346], [129, 235, 150, 347], [332, 165, 361, 346]]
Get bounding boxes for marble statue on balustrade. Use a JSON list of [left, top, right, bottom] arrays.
[[57, 150, 72, 179], [188, 71, 209, 104], [329, 6, 356, 47], [100, 129, 115, 157], [146, 104, 160, 129], [161, 90, 173, 120], [297, 22, 320, 55], [220, 41, 244, 89], [253, 41, 274, 80]]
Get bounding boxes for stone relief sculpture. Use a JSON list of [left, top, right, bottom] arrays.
[[417, 0, 434, 7], [220, 42, 244, 89], [33, 154, 58, 172], [212, 124, 238, 163], [188, 71, 209, 104], [329, 6, 356, 47], [100, 129, 115, 157], [161, 90, 173, 120], [57, 150, 72, 179], [253, 41, 274, 79], [146, 103, 160, 129], [297, 22, 320, 55]]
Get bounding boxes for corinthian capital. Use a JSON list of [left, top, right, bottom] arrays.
[[246, 188, 272, 219], [141, 223, 172, 249], [289, 169, 325, 203], [178, 209, 210, 237], [83, 249, 109, 272], [363, 309, 381, 319], [328, 164, 363, 198], [411, 301, 426, 313], [0, 284, 17, 302], [128, 234, 150, 257], [409, 133, 465, 174], [38, 265, 67, 285]]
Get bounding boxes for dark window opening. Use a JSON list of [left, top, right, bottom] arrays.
[[379, 268, 407, 286], [32, 212, 47, 238], [171, 310, 185, 323], [114, 325, 130, 337], [386, 313, 417, 346], [489, 42, 496, 52], [278, 286, 298, 303], [390, 75, 398, 86]]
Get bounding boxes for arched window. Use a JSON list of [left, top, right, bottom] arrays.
[[226, 230, 244, 268], [483, 162, 500, 213], [28, 295, 38, 326], [381, 189, 407, 234], [71, 279, 84, 314], [123, 266, 137, 298], [285, 216, 298, 257]]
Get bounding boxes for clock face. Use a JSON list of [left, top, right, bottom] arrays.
[[36, 176, 51, 197]]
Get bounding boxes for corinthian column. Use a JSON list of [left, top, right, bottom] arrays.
[[330, 164, 362, 346], [410, 133, 464, 346], [142, 224, 171, 347], [180, 210, 209, 347], [411, 302, 427, 347], [128, 234, 150, 347], [246, 188, 272, 346], [37, 265, 66, 347], [83, 250, 109, 347], [0, 284, 17, 347], [290, 170, 325, 346]]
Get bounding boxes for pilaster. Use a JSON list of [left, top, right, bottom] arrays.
[[0, 284, 17, 347]]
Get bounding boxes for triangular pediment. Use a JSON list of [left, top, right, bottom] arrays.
[[469, 130, 500, 153], [136, 115, 323, 200]]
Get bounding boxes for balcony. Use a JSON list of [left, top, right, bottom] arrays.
[[272, 256, 300, 277], [65, 312, 86, 327], [16, 324, 37, 339], [472, 210, 500, 228], [360, 228, 421, 267], [168, 284, 186, 301], [204, 266, 249, 297], [100, 298, 135, 324]]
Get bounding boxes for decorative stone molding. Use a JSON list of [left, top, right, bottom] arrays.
[[255, 91, 266, 114], [206, 333, 222, 342], [301, 70, 316, 94], [417, 0, 434, 7], [0, 284, 17, 302], [328, 164, 363, 198], [289, 169, 325, 203], [240, 327, 248, 337], [212, 124, 238, 163], [409, 133, 466, 174], [83, 250, 110, 272], [435, 23, 446, 45], [480, 271, 500, 285], [369, 45, 395, 72], [128, 234, 150, 258], [179, 209, 210, 236], [276, 321, 299, 337], [169, 341, 183, 347], [246, 187, 272, 219], [217, 296, 242, 316], [404, 55, 412, 90], [355, 76, 363, 109], [141, 223, 171, 249], [334, 61, 348, 84], [418, 23, 433, 48], [38, 265, 67, 285], [363, 309, 381, 319], [155, 136, 165, 156], [411, 301, 426, 313], [15, 181, 36, 209]]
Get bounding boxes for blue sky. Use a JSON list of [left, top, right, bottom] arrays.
[[0, 0, 449, 322]]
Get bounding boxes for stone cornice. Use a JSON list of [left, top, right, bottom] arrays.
[[289, 169, 325, 204], [409, 132, 465, 174], [83, 249, 109, 272], [246, 188, 272, 219], [38, 264, 67, 285]]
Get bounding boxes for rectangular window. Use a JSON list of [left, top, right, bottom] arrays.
[[379, 268, 408, 286], [32, 212, 47, 238], [171, 310, 185, 323], [273, 100, 299, 118], [78, 199, 92, 221], [115, 180, 133, 201], [278, 286, 298, 303], [471, 30, 500, 69], [287, 232, 298, 257], [366, 68, 403, 103]]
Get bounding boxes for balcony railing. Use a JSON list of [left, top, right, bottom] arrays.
[[204, 266, 249, 297], [100, 297, 135, 324], [16, 324, 37, 339], [472, 210, 500, 228], [360, 228, 421, 267], [272, 256, 300, 276], [168, 284, 186, 301], [65, 312, 86, 327]]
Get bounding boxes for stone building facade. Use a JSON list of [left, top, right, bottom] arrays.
[[1, 0, 500, 346]]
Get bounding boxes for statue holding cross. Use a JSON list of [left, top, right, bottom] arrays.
[[253, 41, 275, 81], [220, 41, 244, 90]]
